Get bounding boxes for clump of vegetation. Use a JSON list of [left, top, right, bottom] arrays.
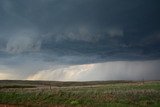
[[70, 100, 79, 105]]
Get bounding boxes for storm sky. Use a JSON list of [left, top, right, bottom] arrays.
[[0, 0, 160, 81]]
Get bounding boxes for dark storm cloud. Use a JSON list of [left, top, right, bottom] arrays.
[[0, 0, 160, 80], [0, 0, 159, 63]]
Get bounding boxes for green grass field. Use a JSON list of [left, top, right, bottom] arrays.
[[0, 80, 159, 107]]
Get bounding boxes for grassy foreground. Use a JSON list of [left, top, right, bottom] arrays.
[[0, 80, 160, 107]]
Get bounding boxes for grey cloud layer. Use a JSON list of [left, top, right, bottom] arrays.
[[0, 0, 159, 62]]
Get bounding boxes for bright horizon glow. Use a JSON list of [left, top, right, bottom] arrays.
[[26, 60, 160, 81]]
